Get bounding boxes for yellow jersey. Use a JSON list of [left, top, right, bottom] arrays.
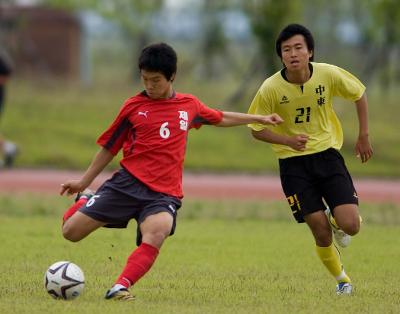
[[248, 62, 365, 158]]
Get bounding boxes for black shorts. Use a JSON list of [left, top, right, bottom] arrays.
[[79, 168, 182, 245], [279, 148, 358, 223]]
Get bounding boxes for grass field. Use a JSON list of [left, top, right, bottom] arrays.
[[1, 195, 399, 313]]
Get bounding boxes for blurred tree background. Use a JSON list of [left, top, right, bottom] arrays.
[[0, 0, 399, 176], [8, 0, 397, 96]]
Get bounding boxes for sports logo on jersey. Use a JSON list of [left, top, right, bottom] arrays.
[[138, 111, 149, 118], [178, 111, 188, 131], [280, 95, 290, 104]]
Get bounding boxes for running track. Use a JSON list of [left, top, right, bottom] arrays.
[[0, 169, 399, 203]]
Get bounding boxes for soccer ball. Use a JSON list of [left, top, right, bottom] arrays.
[[44, 261, 85, 300]]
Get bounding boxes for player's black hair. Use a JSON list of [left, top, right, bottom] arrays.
[[138, 42, 177, 81], [276, 24, 314, 61]]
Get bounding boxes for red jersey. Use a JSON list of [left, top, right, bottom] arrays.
[[97, 91, 223, 198]]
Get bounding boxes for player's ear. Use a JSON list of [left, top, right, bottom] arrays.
[[170, 73, 176, 82]]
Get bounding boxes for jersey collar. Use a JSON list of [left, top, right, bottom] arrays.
[[141, 90, 176, 99], [280, 63, 314, 83]]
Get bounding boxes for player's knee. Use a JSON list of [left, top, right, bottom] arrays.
[[153, 230, 170, 243], [142, 230, 169, 248], [141, 212, 174, 247], [315, 235, 332, 247], [62, 223, 82, 242], [342, 219, 360, 236]]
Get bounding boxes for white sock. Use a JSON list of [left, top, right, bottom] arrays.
[[109, 284, 126, 294], [335, 269, 348, 282]]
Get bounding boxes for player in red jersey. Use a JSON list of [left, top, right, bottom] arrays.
[[60, 42, 283, 301]]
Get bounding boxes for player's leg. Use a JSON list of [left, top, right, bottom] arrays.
[[304, 210, 332, 246], [62, 177, 130, 243], [281, 156, 341, 282], [304, 211, 351, 279], [62, 190, 94, 222], [283, 187, 352, 293], [3, 140, 18, 167], [0, 135, 18, 168], [0, 109, 18, 168], [117, 211, 172, 284], [332, 203, 360, 236], [321, 149, 361, 243], [140, 211, 175, 248], [103, 171, 181, 300], [324, 206, 351, 248], [62, 211, 106, 242], [305, 210, 353, 294], [62, 190, 105, 242], [282, 151, 354, 294], [105, 211, 174, 301]]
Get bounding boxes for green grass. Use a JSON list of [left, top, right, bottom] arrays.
[[2, 79, 400, 177], [1, 194, 400, 313]]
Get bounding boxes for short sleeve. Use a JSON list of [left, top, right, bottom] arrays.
[[190, 99, 223, 129], [247, 87, 273, 131], [331, 65, 365, 101]]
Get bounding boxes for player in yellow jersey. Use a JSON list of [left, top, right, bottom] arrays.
[[248, 24, 373, 295]]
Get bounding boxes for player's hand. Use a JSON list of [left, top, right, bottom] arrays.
[[259, 113, 284, 126], [355, 134, 373, 163], [60, 180, 85, 196], [286, 134, 309, 151]]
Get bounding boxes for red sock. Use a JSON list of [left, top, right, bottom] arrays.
[[115, 242, 159, 288], [62, 197, 88, 222]]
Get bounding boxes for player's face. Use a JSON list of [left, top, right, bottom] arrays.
[[141, 70, 174, 100], [280, 34, 313, 72]]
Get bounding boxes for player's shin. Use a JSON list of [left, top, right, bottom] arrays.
[[316, 243, 351, 283], [62, 190, 94, 223], [115, 242, 159, 288], [62, 198, 88, 223]]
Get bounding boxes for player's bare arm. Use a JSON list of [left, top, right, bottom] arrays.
[[60, 147, 114, 196], [252, 128, 309, 151], [216, 112, 283, 127], [354, 93, 373, 163]]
